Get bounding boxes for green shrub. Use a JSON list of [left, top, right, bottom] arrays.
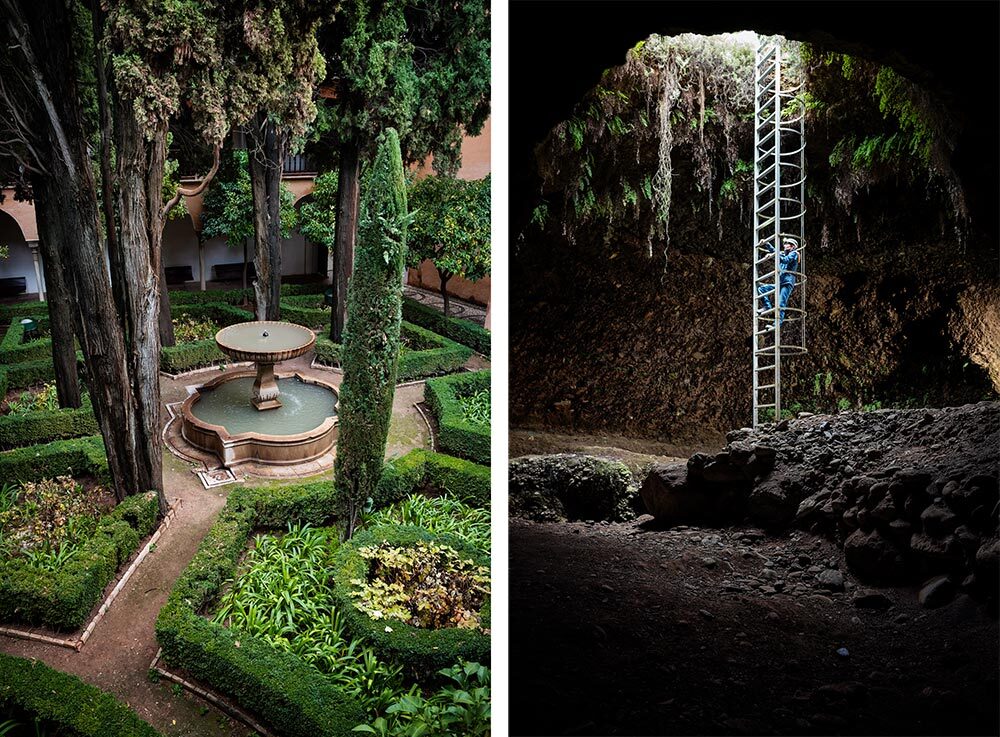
[[280, 295, 330, 330], [374, 449, 490, 511], [155, 482, 365, 737], [0, 358, 63, 394], [331, 525, 490, 680], [159, 339, 227, 374], [171, 302, 254, 327], [0, 653, 161, 736], [0, 492, 159, 630], [402, 298, 490, 357], [315, 323, 471, 382], [0, 395, 98, 450], [0, 436, 108, 484], [425, 371, 491, 465]]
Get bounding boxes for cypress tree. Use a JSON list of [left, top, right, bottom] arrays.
[[334, 129, 409, 537]]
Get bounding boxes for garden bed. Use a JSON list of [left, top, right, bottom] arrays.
[[0, 436, 108, 483], [424, 370, 491, 465], [156, 448, 491, 737], [0, 481, 159, 631], [314, 322, 472, 381], [0, 653, 161, 736]]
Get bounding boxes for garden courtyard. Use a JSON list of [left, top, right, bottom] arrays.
[[0, 283, 492, 736]]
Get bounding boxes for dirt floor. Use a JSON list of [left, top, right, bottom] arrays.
[[0, 347, 476, 736], [509, 516, 999, 736]]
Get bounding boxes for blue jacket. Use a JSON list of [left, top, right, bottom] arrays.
[[763, 243, 799, 287], [779, 250, 798, 287]]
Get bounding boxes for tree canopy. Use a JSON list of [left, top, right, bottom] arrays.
[[296, 169, 338, 249], [408, 174, 491, 282], [200, 149, 297, 243]]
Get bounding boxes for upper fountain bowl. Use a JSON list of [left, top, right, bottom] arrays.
[[215, 321, 316, 363]]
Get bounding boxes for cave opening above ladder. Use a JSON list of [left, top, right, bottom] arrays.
[[752, 38, 807, 427]]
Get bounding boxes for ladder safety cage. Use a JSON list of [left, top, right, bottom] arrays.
[[752, 37, 807, 427]]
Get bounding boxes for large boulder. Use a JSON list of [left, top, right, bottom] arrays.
[[844, 528, 908, 583], [640, 461, 746, 526], [508, 454, 637, 522]]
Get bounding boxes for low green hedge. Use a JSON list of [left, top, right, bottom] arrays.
[[172, 302, 253, 327], [0, 317, 53, 364], [168, 282, 326, 307], [375, 448, 490, 510], [0, 492, 160, 630], [331, 524, 491, 680], [155, 482, 364, 737], [0, 357, 62, 397], [0, 653, 161, 736], [425, 370, 491, 465], [403, 298, 490, 357], [280, 301, 329, 330], [159, 338, 227, 374], [315, 322, 471, 381], [0, 435, 109, 484], [0, 395, 98, 450]]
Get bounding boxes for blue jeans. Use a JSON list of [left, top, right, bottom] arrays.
[[758, 283, 794, 323]]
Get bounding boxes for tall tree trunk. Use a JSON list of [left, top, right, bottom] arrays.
[[438, 269, 452, 317], [330, 138, 360, 342], [3, 0, 145, 505], [91, 0, 125, 331], [246, 112, 287, 320], [31, 177, 81, 409], [158, 259, 175, 347], [114, 100, 166, 511]]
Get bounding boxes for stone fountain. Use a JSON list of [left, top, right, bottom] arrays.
[[179, 321, 339, 466]]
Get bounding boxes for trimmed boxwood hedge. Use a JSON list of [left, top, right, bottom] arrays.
[[168, 282, 326, 307], [0, 317, 53, 364], [280, 294, 329, 330], [0, 492, 160, 630], [424, 370, 491, 465], [155, 481, 364, 737], [0, 435, 109, 483], [315, 322, 471, 381], [0, 394, 99, 450], [403, 298, 490, 357], [330, 524, 491, 680], [172, 302, 253, 326], [375, 448, 490, 510], [0, 653, 161, 736], [159, 338, 227, 373]]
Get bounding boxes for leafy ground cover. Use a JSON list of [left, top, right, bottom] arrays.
[[1, 382, 60, 416], [0, 476, 111, 570], [171, 315, 220, 344], [459, 388, 490, 427]]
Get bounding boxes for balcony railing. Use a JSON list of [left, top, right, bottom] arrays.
[[282, 154, 316, 175]]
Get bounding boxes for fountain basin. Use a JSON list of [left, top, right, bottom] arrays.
[[181, 370, 339, 466]]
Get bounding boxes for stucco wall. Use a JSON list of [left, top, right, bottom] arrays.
[[0, 212, 40, 295]]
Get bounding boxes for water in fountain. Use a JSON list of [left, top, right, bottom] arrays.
[[191, 377, 336, 435]]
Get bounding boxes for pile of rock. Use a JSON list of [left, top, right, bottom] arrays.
[[640, 401, 999, 589]]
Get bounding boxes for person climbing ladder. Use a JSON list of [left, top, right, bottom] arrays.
[[757, 237, 799, 328]]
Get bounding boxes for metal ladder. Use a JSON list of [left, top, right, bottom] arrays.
[[752, 38, 807, 427]]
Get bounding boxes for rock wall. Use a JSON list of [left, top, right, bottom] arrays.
[[512, 248, 998, 441]]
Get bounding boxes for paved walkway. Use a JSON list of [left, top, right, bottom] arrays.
[[404, 285, 487, 326], [0, 352, 445, 736]]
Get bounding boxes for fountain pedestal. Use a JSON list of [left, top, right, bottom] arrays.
[[252, 362, 282, 410]]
